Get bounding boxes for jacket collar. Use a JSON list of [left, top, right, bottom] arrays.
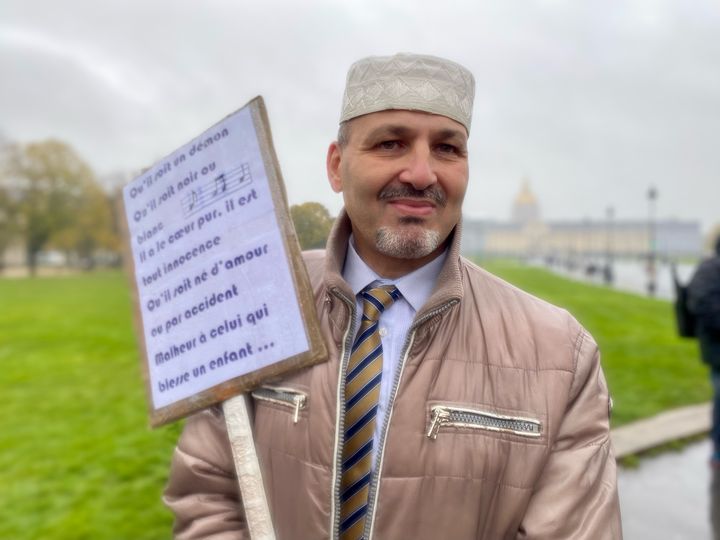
[[323, 209, 464, 318]]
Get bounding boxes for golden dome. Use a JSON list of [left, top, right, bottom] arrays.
[[514, 179, 537, 206], [511, 179, 541, 224]]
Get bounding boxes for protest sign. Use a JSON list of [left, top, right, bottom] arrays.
[[121, 97, 327, 428]]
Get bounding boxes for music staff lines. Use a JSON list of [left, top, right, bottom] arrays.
[[181, 163, 252, 217]]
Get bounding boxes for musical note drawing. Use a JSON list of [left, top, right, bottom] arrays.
[[213, 174, 227, 196], [188, 189, 199, 210], [182, 162, 253, 217]]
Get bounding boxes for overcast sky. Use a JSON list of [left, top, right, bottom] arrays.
[[2, 0, 718, 232]]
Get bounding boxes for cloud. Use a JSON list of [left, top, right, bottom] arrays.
[[0, 25, 155, 105]]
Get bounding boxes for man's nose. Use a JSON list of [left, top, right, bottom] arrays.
[[397, 145, 437, 190]]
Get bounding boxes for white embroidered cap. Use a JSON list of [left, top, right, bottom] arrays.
[[339, 52, 475, 133]]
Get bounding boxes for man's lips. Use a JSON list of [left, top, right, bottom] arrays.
[[387, 198, 436, 216]]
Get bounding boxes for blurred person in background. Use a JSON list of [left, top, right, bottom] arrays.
[[688, 236, 720, 466]]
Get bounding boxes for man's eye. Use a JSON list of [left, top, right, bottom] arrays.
[[436, 143, 458, 154], [377, 140, 400, 150]]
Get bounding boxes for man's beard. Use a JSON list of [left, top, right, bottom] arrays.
[[374, 183, 447, 259], [375, 221, 442, 259]]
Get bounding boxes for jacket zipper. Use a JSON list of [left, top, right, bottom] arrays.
[[329, 287, 357, 540], [250, 386, 307, 424], [427, 404, 542, 440], [363, 299, 459, 540]]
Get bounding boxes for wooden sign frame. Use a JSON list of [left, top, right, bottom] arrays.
[[120, 97, 327, 427]]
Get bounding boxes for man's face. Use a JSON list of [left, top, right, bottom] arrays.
[[327, 109, 469, 277]]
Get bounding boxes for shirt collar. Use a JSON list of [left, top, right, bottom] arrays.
[[343, 235, 447, 312]]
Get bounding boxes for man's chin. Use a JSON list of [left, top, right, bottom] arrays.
[[375, 226, 441, 259]]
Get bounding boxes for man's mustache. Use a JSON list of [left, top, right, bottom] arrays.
[[378, 184, 447, 207]]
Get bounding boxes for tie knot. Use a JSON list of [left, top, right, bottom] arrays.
[[360, 285, 400, 322]]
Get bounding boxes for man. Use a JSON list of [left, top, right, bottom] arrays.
[[164, 53, 622, 539], [688, 237, 720, 464]]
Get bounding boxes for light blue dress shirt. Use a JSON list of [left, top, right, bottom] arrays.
[[342, 236, 447, 463]]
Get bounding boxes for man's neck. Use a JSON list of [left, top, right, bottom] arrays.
[[343, 236, 447, 313]]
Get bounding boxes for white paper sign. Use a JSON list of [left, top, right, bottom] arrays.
[[123, 107, 309, 410]]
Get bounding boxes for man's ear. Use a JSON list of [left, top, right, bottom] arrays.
[[326, 142, 343, 193]]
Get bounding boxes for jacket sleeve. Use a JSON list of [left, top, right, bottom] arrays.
[[688, 258, 720, 317], [163, 407, 249, 540], [517, 328, 622, 540]]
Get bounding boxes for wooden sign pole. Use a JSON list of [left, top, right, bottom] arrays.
[[223, 394, 276, 540]]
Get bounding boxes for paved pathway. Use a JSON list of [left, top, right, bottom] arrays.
[[614, 403, 715, 539], [612, 403, 711, 457], [618, 439, 713, 539]]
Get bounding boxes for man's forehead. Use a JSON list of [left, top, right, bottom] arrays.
[[351, 110, 468, 139]]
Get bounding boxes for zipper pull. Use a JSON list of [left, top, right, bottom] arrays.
[[292, 395, 306, 424], [427, 407, 450, 440]]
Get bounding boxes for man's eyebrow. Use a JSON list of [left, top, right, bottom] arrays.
[[436, 128, 467, 142], [362, 125, 411, 143]]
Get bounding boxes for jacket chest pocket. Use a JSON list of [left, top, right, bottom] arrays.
[[427, 404, 542, 440], [251, 386, 308, 423], [423, 402, 548, 488]]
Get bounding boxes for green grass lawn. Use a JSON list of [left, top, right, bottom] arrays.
[[478, 259, 710, 426], [0, 264, 711, 537], [0, 272, 181, 539]]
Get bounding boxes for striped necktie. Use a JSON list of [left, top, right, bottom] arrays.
[[340, 284, 400, 540]]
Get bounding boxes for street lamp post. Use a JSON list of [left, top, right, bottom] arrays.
[[646, 186, 658, 296], [604, 206, 614, 285]]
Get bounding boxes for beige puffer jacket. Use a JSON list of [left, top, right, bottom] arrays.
[[164, 213, 622, 539]]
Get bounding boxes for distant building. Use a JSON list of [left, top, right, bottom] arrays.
[[462, 182, 703, 259]]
